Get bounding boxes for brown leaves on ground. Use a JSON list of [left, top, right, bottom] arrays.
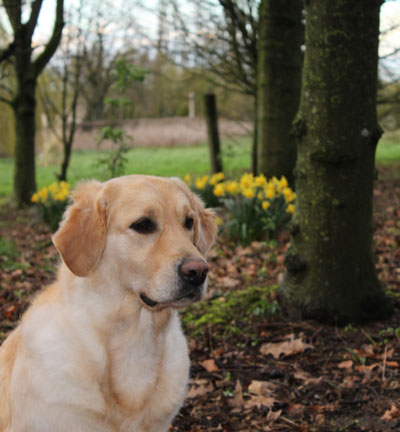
[[2, 164, 400, 432]]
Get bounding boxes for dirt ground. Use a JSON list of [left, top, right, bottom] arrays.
[[0, 164, 399, 431]]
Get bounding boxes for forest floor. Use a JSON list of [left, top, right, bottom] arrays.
[[0, 164, 399, 431]]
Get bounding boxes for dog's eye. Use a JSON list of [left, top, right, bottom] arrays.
[[130, 218, 156, 234], [184, 216, 194, 230]]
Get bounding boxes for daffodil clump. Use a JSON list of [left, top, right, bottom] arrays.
[[31, 181, 71, 231], [184, 172, 225, 208], [185, 172, 296, 245]]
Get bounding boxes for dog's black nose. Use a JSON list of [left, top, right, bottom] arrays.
[[178, 258, 209, 288]]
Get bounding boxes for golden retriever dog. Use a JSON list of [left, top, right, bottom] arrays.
[[0, 175, 217, 432]]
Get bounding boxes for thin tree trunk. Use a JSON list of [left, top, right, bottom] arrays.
[[204, 93, 223, 173], [251, 94, 258, 175], [256, 0, 302, 185], [13, 85, 37, 204], [280, 0, 392, 323]]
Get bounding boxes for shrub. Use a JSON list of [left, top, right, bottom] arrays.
[[31, 181, 71, 231]]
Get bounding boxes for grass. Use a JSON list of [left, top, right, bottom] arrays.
[[0, 137, 251, 196], [376, 136, 400, 162], [0, 134, 399, 197]]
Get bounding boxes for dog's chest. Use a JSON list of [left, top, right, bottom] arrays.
[[107, 311, 190, 422]]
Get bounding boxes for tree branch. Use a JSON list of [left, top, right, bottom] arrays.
[[0, 42, 16, 64], [0, 95, 14, 107], [34, 0, 65, 77], [3, 0, 22, 33], [26, 0, 44, 39]]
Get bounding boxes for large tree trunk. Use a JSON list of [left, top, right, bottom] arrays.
[[256, 0, 302, 185], [281, 0, 392, 323]]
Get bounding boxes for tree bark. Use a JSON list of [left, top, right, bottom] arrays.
[[204, 93, 223, 173], [256, 0, 302, 185], [280, 0, 392, 323], [13, 75, 37, 204]]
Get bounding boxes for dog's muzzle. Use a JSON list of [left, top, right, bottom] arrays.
[[139, 258, 209, 308]]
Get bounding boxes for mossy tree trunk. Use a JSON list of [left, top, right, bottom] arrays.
[[2, 0, 64, 206], [281, 0, 392, 323], [257, 0, 303, 185]]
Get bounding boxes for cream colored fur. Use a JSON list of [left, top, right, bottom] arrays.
[[0, 175, 217, 432]]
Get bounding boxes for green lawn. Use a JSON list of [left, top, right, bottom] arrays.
[[0, 135, 399, 197], [0, 137, 251, 196]]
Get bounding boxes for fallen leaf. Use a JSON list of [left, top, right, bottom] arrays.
[[187, 382, 213, 398], [294, 370, 322, 385], [230, 379, 244, 408], [266, 409, 282, 423], [260, 338, 313, 359], [200, 358, 219, 373], [381, 405, 399, 421], [248, 380, 277, 396], [338, 360, 353, 369], [245, 395, 276, 409]]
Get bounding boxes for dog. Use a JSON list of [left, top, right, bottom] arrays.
[[0, 175, 217, 432]]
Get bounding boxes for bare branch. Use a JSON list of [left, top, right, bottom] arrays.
[[26, 0, 44, 38], [0, 94, 13, 106], [34, 0, 65, 77]]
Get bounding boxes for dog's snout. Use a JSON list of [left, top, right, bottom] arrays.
[[178, 258, 209, 287]]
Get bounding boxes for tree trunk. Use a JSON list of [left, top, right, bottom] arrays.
[[204, 93, 223, 173], [13, 84, 37, 204], [256, 0, 303, 185], [4, 0, 64, 206], [280, 0, 392, 323], [251, 94, 258, 175], [13, 26, 37, 205]]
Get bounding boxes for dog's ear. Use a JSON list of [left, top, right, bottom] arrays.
[[170, 177, 218, 254], [52, 180, 107, 277], [194, 204, 218, 254]]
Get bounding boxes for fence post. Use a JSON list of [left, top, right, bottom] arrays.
[[204, 93, 223, 173]]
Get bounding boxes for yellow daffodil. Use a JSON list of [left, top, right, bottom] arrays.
[[265, 188, 276, 199], [213, 183, 226, 197], [210, 172, 224, 185], [195, 178, 206, 190], [242, 188, 255, 199], [38, 188, 49, 203], [254, 174, 267, 187], [184, 174, 191, 184], [262, 201, 270, 210], [240, 173, 254, 188], [226, 181, 239, 195], [31, 193, 39, 203], [286, 204, 295, 214], [280, 176, 288, 188], [214, 216, 223, 226]]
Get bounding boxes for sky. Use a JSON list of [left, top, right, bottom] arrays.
[[2, 0, 400, 77]]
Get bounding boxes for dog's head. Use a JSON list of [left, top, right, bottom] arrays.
[[52, 175, 217, 309]]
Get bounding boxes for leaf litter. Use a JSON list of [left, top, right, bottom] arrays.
[[0, 164, 400, 431]]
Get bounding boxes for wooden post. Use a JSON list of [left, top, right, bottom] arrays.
[[188, 92, 196, 118], [204, 93, 223, 173]]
